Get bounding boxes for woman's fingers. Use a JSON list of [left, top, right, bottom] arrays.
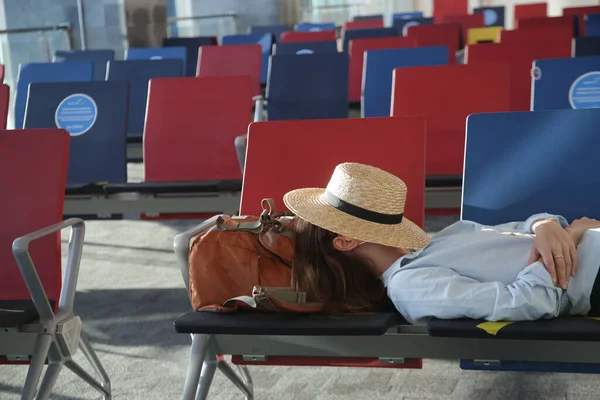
[[571, 241, 578, 276], [541, 249, 557, 286]]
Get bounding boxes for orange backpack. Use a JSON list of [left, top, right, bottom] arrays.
[[188, 199, 323, 313]]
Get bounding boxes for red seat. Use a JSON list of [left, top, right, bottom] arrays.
[[281, 30, 337, 43], [0, 84, 10, 129], [197, 44, 262, 97], [241, 117, 426, 229], [465, 40, 572, 111], [406, 23, 461, 64], [348, 37, 416, 102], [344, 19, 384, 31], [433, 0, 468, 22], [0, 129, 69, 304], [144, 76, 253, 182], [563, 5, 600, 36], [514, 2, 548, 27], [500, 26, 573, 43], [516, 15, 576, 34], [0, 64, 5, 82], [391, 64, 512, 177], [441, 14, 485, 44]]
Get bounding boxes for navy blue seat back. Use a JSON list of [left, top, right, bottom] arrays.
[[250, 25, 287, 41], [462, 109, 600, 224], [473, 6, 506, 27], [163, 37, 216, 76], [15, 62, 93, 129], [273, 41, 338, 55], [106, 59, 183, 138], [126, 46, 187, 65], [586, 13, 600, 37], [24, 81, 129, 185], [266, 53, 349, 120], [343, 27, 397, 52], [393, 12, 424, 20], [574, 37, 600, 57], [54, 50, 115, 81], [295, 22, 336, 31], [354, 15, 384, 21], [532, 56, 600, 111], [362, 46, 448, 118], [392, 17, 434, 36], [222, 34, 274, 84]]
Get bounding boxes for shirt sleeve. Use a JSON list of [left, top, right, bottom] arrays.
[[492, 213, 569, 234], [384, 262, 563, 325]]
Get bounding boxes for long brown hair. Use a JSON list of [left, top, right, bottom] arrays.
[[291, 218, 393, 314]]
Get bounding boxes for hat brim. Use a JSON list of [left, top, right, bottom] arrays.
[[283, 188, 430, 249]]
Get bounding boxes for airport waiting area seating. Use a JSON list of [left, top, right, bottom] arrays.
[[280, 30, 336, 43], [342, 27, 398, 53], [0, 129, 110, 399], [173, 108, 600, 399], [392, 17, 433, 36], [163, 36, 217, 77], [125, 46, 187, 63], [272, 41, 338, 55], [221, 34, 273, 85], [54, 50, 115, 81]]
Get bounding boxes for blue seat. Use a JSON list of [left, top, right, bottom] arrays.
[[222, 34, 274, 84], [295, 22, 336, 32], [266, 53, 349, 120], [343, 27, 397, 53], [532, 56, 600, 111], [106, 59, 183, 138], [393, 12, 424, 20], [125, 46, 187, 65], [362, 46, 448, 118], [15, 62, 93, 130], [23, 81, 129, 185], [473, 6, 506, 27], [54, 50, 115, 81], [250, 25, 287, 41], [586, 13, 600, 37], [354, 14, 384, 21], [574, 37, 600, 57], [392, 17, 434, 36], [163, 37, 216, 77], [272, 41, 338, 55]]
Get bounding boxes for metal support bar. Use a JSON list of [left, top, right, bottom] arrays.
[[77, 0, 87, 50], [167, 12, 238, 23]]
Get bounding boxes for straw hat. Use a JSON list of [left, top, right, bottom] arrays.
[[283, 162, 430, 249]]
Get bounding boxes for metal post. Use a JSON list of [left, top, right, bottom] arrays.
[[77, 0, 87, 50]]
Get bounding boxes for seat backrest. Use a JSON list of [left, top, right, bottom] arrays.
[[514, 2, 548, 27], [343, 27, 397, 53], [405, 23, 461, 64], [362, 46, 448, 118], [241, 117, 426, 228], [393, 11, 424, 20], [563, 6, 600, 36], [532, 56, 600, 111], [144, 76, 252, 182], [344, 20, 384, 31], [432, 0, 468, 22], [295, 22, 336, 32], [473, 6, 506, 27], [441, 14, 485, 44], [15, 62, 93, 130], [0, 129, 69, 302], [163, 36, 217, 77], [574, 37, 600, 57], [516, 15, 577, 37], [354, 14, 384, 22], [392, 17, 434, 36], [54, 49, 115, 81], [500, 25, 573, 43], [280, 30, 337, 43], [585, 13, 600, 37], [0, 64, 4, 82], [465, 40, 572, 111], [250, 25, 287, 41], [462, 108, 600, 224], [266, 53, 349, 121], [222, 34, 273, 84], [0, 84, 9, 129], [467, 26, 503, 45], [106, 59, 183, 138], [24, 81, 129, 185], [391, 64, 512, 176], [348, 37, 416, 102], [126, 46, 187, 65], [272, 41, 338, 55], [197, 44, 262, 97]]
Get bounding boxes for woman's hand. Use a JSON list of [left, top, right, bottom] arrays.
[[527, 219, 577, 289], [566, 218, 600, 247]]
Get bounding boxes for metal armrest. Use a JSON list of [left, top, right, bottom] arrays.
[[253, 95, 266, 122], [12, 218, 85, 326], [173, 215, 224, 292]]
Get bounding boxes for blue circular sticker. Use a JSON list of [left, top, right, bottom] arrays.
[[483, 9, 498, 26], [150, 55, 163, 60], [309, 27, 322, 32], [569, 72, 600, 109], [402, 21, 420, 36], [296, 49, 314, 55], [55, 94, 98, 136]]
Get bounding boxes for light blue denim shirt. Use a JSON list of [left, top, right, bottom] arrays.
[[381, 213, 600, 325]]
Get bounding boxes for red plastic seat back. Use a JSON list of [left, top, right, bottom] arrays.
[[281, 31, 337, 43], [517, 15, 576, 34], [0, 129, 69, 302], [441, 14, 485, 43], [241, 117, 426, 228], [433, 0, 468, 22], [344, 20, 384, 31], [500, 26, 573, 43], [197, 44, 262, 97], [144, 76, 253, 182], [564, 6, 600, 36], [406, 23, 461, 64], [391, 64, 512, 176], [514, 3, 548, 27], [0, 84, 10, 129], [0, 64, 5, 82], [465, 40, 572, 111], [348, 37, 416, 102]]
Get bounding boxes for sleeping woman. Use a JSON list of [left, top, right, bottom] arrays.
[[283, 162, 600, 325]]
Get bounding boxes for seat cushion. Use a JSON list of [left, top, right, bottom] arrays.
[[0, 300, 55, 327], [428, 317, 600, 341], [174, 311, 404, 336]]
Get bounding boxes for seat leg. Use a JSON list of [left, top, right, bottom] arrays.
[[238, 365, 254, 398], [181, 334, 210, 400], [21, 333, 53, 400], [218, 361, 253, 400], [79, 332, 111, 398], [195, 347, 217, 400], [34, 361, 64, 400], [64, 359, 111, 399]]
